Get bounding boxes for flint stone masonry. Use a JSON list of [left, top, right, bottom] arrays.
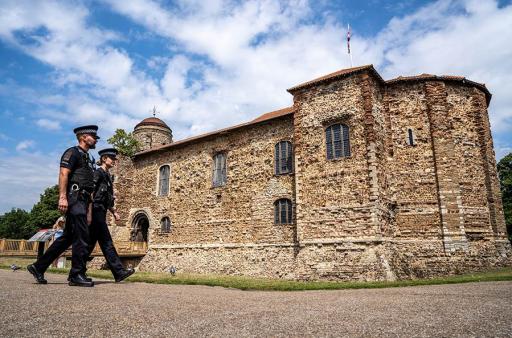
[[105, 65, 511, 281]]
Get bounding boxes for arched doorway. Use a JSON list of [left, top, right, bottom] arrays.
[[131, 212, 149, 242]]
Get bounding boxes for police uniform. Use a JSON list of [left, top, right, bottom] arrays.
[[88, 148, 133, 282], [28, 125, 99, 286]]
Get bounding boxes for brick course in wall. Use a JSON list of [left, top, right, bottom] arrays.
[[103, 65, 511, 281]]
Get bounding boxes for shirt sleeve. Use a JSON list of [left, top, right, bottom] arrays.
[[93, 169, 102, 191], [60, 148, 78, 169]]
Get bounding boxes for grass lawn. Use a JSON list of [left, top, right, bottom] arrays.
[[2, 256, 511, 291]]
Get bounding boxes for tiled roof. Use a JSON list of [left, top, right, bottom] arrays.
[[251, 106, 294, 123], [134, 107, 294, 157], [287, 65, 384, 93]]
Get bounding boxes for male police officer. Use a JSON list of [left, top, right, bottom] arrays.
[[87, 148, 135, 282], [27, 125, 99, 287]]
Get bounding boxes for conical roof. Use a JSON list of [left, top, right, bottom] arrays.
[[134, 117, 171, 130]]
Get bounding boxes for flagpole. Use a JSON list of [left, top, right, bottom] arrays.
[[347, 24, 353, 67]]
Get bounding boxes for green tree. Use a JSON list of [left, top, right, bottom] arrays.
[[0, 208, 33, 239], [107, 129, 140, 156], [497, 152, 512, 241], [27, 185, 60, 230]]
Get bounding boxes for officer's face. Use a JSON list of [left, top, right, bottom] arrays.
[[105, 156, 117, 168], [84, 134, 97, 149]]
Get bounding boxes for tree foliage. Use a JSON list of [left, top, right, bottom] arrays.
[[0, 208, 33, 239], [107, 129, 140, 157], [497, 153, 512, 241], [27, 185, 60, 230], [0, 185, 60, 239]]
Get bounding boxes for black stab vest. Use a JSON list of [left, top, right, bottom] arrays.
[[69, 147, 95, 192], [93, 168, 114, 209]]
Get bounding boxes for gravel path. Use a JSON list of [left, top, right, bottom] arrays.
[[1, 269, 511, 337]]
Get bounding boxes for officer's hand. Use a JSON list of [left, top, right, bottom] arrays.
[[87, 203, 92, 225], [114, 212, 121, 222], [58, 196, 68, 214]]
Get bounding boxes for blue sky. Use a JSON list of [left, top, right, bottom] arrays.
[[1, 0, 511, 213]]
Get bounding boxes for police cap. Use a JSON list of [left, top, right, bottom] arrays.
[[98, 148, 119, 159], [73, 125, 100, 139]]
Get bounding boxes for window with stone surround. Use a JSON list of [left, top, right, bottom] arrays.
[[160, 217, 171, 233], [407, 128, 415, 146], [275, 141, 293, 175], [158, 165, 170, 196], [274, 198, 293, 224], [325, 123, 350, 159], [212, 153, 227, 187]]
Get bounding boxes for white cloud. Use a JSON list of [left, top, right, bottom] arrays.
[[0, 0, 510, 163], [0, 152, 58, 213], [100, 0, 512, 140], [358, 0, 512, 134], [494, 141, 512, 162], [36, 118, 61, 130], [100, 0, 347, 137], [0, 1, 164, 133], [0, 133, 9, 141], [15, 140, 34, 152]]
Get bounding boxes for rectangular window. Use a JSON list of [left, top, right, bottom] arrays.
[[408, 128, 415, 146], [326, 124, 350, 160], [275, 199, 292, 224], [158, 165, 170, 196], [213, 153, 227, 187], [275, 141, 293, 175]]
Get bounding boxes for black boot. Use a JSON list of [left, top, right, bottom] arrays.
[[68, 274, 94, 287], [27, 264, 47, 284], [115, 268, 135, 283], [67, 274, 92, 282]]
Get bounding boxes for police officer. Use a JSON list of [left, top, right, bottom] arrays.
[[27, 125, 99, 287], [88, 148, 134, 282]]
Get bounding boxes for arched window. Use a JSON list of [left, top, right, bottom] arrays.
[[131, 212, 149, 242], [158, 165, 170, 196], [325, 124, 350, 160], [275, 141, 293, 175], [212, 153, 227, 187], [160, 217, 171, 233], [274, 199, 293, 224]]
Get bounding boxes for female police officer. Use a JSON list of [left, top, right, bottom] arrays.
[[88, 148, 134, 282]]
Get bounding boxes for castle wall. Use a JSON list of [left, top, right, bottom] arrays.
[[138, 243, 392, 281], [385, 82, 440, 240], [107, 69, 511, 281], [292, 73, 378, 242], [113, 116, 296, 246]]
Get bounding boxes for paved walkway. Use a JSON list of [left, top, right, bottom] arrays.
[[1, 269, 511, 337]]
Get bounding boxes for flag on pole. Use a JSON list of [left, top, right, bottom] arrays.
[[347, 24, 351, 54], [347, 24, 353, 67]]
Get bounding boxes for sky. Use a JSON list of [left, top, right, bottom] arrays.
[[0, 0, 511, 214]]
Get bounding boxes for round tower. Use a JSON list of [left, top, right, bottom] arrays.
[[133, 116, 173, 151]]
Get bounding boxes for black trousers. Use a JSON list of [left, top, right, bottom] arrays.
[[33, 191, 90, 277], [88, 206, 124, 278]]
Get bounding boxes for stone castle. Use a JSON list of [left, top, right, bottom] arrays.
[[108, 65, 511, 281]]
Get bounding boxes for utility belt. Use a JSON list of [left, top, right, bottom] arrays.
[[68, 183, 93, 203]]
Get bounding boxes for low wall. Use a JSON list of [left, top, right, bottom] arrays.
[[132, 239, 511, 281]]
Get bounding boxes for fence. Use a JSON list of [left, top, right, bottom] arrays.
[[0, 239, 147, 257]]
